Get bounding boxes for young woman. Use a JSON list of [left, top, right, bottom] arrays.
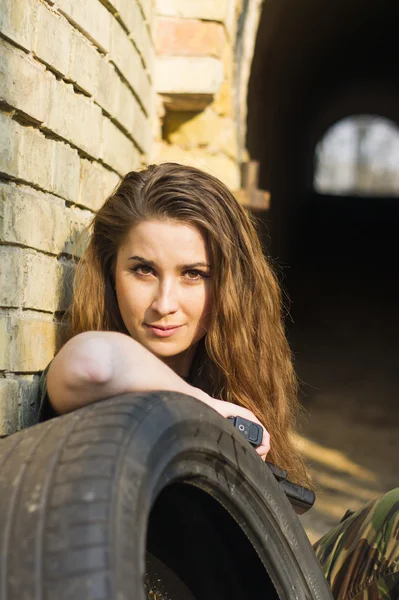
[[38, 163, 399, 599]]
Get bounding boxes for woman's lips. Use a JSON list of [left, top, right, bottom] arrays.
[[145, 324, 183, 338]]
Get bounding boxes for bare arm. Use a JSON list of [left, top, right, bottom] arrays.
[[47, 331, 270, 458], [47, 331, 208, 414]]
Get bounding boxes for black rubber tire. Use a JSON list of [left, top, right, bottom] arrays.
[[0, 391, 333, 600]]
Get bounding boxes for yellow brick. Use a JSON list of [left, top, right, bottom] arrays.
[[97, 58, 120, 118], [0, 379, 19, 435], [137, 0, 152, 23], [64, 206, 92, 257], [78, 159, 120, 211], [101, 117, 141, 175], [0, 114, 56, 191], [0, 39, 51, 124], [120, 0, 153, 70], [0, 183, 69, 255], [20, 124, 55, 191], [156, 0, 228, 23], [22, 253, 75, 313], [58, 0, 111, 53], [117, 81, 150, 154], [0, 317, 10, 370], [156, 57, 223, 96], [0, 0, 34, 52], [23, 252, 59, 312], [0, 113, 21, 180], [33, 2, 72, 77], [68, 30, 99, 97], [0, 246, 24, 307], [110, 19, 151, 110], [46, 79, 102, 159], [52, 142, 80, 202], [9, 317, 58, 372]]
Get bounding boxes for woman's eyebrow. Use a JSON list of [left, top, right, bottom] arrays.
[[128, 255, 155, 266], [128, 255, 210, 269]]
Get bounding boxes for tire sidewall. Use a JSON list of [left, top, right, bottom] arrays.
[[108, 392, 332, 600]]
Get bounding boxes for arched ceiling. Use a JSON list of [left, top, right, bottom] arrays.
[[246, 0, 399, 256]]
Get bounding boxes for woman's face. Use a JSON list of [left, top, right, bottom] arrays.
[[115, 219, 212, 377]]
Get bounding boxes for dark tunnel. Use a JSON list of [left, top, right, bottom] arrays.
[[246, 0, 399, 493]]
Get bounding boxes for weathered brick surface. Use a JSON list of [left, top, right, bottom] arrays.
[[0, 185, 63, 254], [0, 379, 19, 435], [33, 2, 72, 77], [97, 58, 120, 118], [46, 80, 102, 159], [21, 124, 55, 191], [0, 114, 54, 192], [23, 251, 60, 312], [102, 0, 121, 13], [110, 18, 152, 110], [156, 57, 223, 95], [0, 183, 91, 256], [1, 248, 74, 318], [7, 316, 59, 372], [68, 30, 99, 97], [119, 0, 153, 70], [117, 82, 149, 153], [138, 0, 152, 23], [64, 206, 93, 257], [58, 0, 111, 53], [52, 142, 80, 203], [78, 159, 120, 211], [156, 0, 228, 23], [155, 18, 225, 58], [0, 113, 22, 180], [0, 0, 34, 51], [101, 118, 141, 175], [22, 252, 74, 313], [117, 81, 137, 135], [0, 318, 10, 370], [0, 247, 24, 308], [0, 39, 51, 124]]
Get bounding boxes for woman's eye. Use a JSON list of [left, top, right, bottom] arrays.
[[184, 270, 209, 281], [132, 265, 154, 276]]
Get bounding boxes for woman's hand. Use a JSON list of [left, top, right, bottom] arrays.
[[192, 390, 270, 460]]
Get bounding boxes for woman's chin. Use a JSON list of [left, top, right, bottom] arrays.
[[145, 339, 188, 358]]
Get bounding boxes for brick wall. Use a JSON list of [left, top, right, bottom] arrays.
[[0, 0, 264, 435], [153, 0, 242, 190], [0, 0, 155, 434]]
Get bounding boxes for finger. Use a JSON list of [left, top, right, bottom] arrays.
[[261, 431, 270, 452], [256, 444, 270, 458]]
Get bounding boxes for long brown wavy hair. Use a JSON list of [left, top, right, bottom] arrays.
[[71, 163, 309, 485]]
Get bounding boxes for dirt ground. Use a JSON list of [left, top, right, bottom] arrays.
[[287, 263, 399, 544], [298, 390, 399, 544]]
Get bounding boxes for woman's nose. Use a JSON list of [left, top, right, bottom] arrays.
[[151, 280, 179, 315]]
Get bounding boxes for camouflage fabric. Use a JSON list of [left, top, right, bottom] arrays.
[[314, 488, 399, 599]]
